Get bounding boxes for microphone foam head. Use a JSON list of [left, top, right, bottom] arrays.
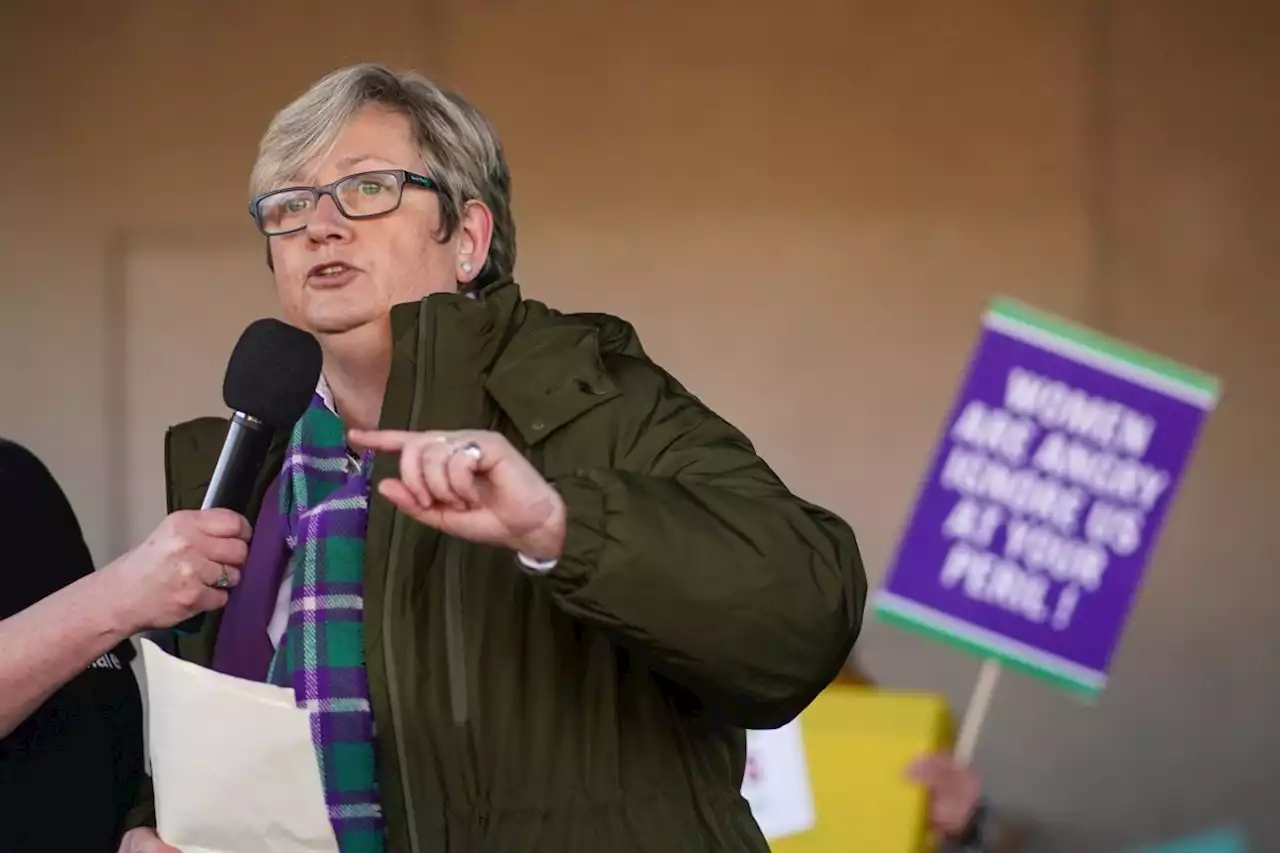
[[222, 319, 323, 428]]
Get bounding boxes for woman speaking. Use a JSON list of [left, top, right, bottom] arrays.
[[120, 63, 866, 853]]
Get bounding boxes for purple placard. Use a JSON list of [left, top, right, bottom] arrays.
[[873, 299, 1220, 697]]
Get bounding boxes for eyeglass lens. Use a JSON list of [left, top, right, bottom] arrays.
[[257, 171, 403, 234]]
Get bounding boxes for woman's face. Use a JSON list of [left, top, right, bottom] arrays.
[[267, 104, 492, 344]]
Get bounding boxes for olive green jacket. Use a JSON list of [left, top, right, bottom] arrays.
[[132, 279, 865, 852]]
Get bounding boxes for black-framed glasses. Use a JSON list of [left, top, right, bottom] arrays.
[[249, 169, 439, 236]]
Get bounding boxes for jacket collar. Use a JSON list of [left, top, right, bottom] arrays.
[[387, 276, 523, 380], [484, 317, 622, 446], [385, 278, 624, 446]]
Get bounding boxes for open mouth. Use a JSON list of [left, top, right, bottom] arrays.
[[307, 261, 357, 282], [307, 261, 353, 277]]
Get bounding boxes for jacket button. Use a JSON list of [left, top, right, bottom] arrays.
[[531, 419, 546, 431]]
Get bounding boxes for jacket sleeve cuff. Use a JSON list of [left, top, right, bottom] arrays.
[[948, 801, 992, 851], [516, 551, 559, 572], [543, 472, 607, 588]]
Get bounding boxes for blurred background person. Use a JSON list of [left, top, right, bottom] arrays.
[[0, 439, 251, 853], [832, 661, 996, 852]]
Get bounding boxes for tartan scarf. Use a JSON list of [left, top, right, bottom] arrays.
[[267, 391, 386, 853]]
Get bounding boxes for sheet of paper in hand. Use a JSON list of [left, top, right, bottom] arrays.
[[742, 720, 816, 841], [874, 299, 1220, 699], [140, 639, 339, 853]]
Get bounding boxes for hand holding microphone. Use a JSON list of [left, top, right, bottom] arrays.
[[102, 509, 252, 633]]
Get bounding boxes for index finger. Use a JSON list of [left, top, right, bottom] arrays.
[[195, 508, 253, 540], [348, 429, 443, 453]]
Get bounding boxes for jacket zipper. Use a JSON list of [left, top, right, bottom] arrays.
[[381, 301, 433, 853]]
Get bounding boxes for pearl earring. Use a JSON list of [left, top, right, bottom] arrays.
[[460, 261, 473, 275]]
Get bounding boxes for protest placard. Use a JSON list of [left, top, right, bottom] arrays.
[[874, 298, 1219, 700]]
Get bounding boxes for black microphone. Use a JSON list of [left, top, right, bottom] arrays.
[[175, 318, 322, 635]]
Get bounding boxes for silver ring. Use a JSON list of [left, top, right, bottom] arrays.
[[450, 441, 483, 462], [213, 569, 232, 590]]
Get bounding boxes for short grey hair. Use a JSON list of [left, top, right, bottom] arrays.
[[250, 63, 516, 284]]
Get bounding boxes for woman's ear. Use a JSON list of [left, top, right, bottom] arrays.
[[455, 199, 494, 286]]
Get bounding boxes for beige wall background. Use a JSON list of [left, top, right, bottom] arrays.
[[2, 1, 1277, 849]]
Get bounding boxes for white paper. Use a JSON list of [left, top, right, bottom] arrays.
[[741, 720, 817, 841], [140, 639, 340, 853]]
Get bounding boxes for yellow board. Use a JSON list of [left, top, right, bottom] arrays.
[[769, 685, 954, 853]]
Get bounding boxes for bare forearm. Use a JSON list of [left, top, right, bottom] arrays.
[[0, 568, 132, 737]]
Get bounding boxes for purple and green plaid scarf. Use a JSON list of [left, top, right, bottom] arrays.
[[267, 392, 386, 853]]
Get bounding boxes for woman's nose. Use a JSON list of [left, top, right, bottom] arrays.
[[305, 193, 352, 241]]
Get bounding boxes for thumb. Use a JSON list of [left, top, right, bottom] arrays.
[[120, 827, 182, 853], [195, 508, 252, 540], [907, 753, 944, 782]]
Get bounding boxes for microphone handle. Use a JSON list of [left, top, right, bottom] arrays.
[[174, 412, 274, 636]]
